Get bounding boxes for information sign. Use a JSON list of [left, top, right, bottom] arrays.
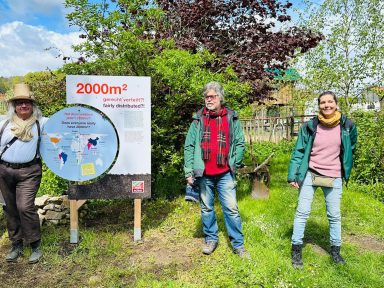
[[40, 106, 118, 182]]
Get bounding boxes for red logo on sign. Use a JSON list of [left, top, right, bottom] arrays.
[[132, 181, 144, 193]]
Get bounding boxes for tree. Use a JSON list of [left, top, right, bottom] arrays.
[[156, 0, 322, 102], [64, 0, 164, 76], [64, 0, 322, 102], [370, 86, 384, 108], [295, 0, 384, 110], [23, 71, 67, 116], [0, 77, 12, 94]]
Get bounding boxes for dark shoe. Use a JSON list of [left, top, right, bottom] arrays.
[[28, 240, 42, 264], [6, 244, 23, 262], [291, 244, 303, 269], [234, 247, 250, 259], [202, 240, 218, 255], [28, 247, 42, 264], [330, 245, 346, 265]]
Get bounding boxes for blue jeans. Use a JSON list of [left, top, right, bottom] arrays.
[[291, 172, 343, 246], [197, 171, 244, 250]]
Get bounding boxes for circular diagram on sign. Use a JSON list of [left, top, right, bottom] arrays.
[[40, 105, 119, 182]]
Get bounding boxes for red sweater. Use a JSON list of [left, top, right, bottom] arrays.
[[202, 108, 230, 176]]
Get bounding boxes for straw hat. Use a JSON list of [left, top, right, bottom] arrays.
[[9, 83, 36, 102]]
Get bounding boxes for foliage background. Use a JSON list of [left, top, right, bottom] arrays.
[[294, 0, 384, 110], [349, 110, 384, 201], [0, 1, 383, 200]]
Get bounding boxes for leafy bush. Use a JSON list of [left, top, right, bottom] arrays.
[[39, 163, 69, 196], [350, 111, 384, 184], [24, 71, 67, 117], [149, 49, 250, 198]]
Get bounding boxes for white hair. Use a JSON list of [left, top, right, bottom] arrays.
[[203, 81, 225, 104]]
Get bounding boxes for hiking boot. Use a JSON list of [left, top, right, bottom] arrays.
[[29, 240, 42, 264], [202, 240, 218, 255], [291, 244, 303, 269], [6, 243, 23, 262], [234, 247, 250, 259], [29, 247, 42, 264], [330, 245, 346, 265]]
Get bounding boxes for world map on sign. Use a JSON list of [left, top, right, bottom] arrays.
[[40, 106, 119, 182]]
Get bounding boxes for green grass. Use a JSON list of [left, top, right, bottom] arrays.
[[0, 151, 383, 287]]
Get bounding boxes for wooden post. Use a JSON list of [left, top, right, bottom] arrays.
[[285, 117, 289, 140], [134, 198, 142, 241], [70, 199, 86, 243], [290, 116, 295, 139]]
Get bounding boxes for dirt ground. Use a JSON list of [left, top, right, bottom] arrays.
[[0, 223, 202, 287], [2, 231, 383, 287], [0, 200, 203, 288], [346, 233, 384, 252], [305, 233, 384, 257]]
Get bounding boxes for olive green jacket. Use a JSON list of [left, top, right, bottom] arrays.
[[287, 115, 357, 186], [184, 107, 245, 178]]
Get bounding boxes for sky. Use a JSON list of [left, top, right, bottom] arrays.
[[0, 0, 83, 77], [0, 0, 320, 78]]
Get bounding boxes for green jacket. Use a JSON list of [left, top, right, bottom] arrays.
[[287, 115, 357, 186], [184, 107, 245, 178]]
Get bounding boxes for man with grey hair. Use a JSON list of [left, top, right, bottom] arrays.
[[0, 83, 48, 264], [184, 81, 249, 258]]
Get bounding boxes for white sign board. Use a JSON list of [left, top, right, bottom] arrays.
[[66, 75, 151, 175]]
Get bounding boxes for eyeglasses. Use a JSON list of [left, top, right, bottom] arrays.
[[205, 94, 218, 100], [14, 100, 33, 106]]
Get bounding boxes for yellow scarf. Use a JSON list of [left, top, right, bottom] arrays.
[[318, 110, 341, 128], [11, 114, 37, 142]]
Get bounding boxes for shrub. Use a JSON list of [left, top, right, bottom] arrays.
[[350, 110, 384, 184], [39, 163, 69, 196]]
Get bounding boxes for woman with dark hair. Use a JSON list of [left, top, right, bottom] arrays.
[[287, 91, 357, 268]]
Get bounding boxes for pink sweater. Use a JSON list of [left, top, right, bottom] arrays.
[[309, 124, 342, 177]]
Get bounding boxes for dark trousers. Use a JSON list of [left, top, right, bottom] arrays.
[[0, 163, 42, 244]]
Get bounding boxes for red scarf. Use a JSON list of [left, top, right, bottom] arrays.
[[201, 107, 227, 167]]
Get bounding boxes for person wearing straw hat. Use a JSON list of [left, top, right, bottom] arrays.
[[0, 83, 48, 264]]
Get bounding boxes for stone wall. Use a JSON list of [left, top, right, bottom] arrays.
[[35, 195, 88, 226]]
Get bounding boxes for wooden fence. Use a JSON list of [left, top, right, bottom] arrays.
[[240, 115, 315, 143]]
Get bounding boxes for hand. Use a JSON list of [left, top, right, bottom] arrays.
[[289, 181, 299, 189], [186, 176, 194, 186]]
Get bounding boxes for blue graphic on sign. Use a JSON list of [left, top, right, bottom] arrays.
[[59, 152, 68, 164], [40, 106, 119, 181]]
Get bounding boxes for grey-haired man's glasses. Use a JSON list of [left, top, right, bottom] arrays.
[[205, 94, 218, 100]]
